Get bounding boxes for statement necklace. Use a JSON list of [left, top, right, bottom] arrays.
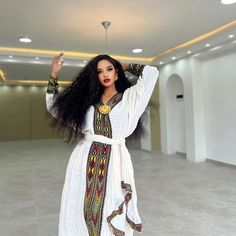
[[98, 104, 111, 114], [98, 92, 118, 114]]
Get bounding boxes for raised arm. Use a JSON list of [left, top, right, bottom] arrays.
[[46, 53, 64, 118], [122, 63, 159, 133]]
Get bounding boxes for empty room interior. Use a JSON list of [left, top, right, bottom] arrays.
[[0, 1, 236, 236]]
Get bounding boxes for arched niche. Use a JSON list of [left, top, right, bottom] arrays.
[[165, 74, 186, 154]]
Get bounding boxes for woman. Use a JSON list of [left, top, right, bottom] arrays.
[[46, 53, 159, 236]]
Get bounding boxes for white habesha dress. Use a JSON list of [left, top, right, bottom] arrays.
[[46, 64, 159, 236]]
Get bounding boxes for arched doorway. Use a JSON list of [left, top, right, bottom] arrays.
[[166, 74, 186, 154]]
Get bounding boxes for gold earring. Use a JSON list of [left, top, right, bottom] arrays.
[[115, 75, 118, 81]]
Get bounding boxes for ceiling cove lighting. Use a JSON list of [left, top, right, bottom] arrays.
[[0, 47, 151, 62], [18, 36, 32, 43], [0, 70, 7, 82], [132, 48, 143, 53], [210, 45, 222, 51], [221, 0, 236, 4]]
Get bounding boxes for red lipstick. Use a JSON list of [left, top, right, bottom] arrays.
[[104, 79, 110, 83]]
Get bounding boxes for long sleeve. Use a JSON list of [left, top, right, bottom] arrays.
[[46, 76, 59, 118], [123, 64, 159, 134]]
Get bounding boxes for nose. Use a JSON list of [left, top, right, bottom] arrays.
[[103, 71, 108, 78]]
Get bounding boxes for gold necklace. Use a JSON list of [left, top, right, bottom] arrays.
[[98, 104, 111, 114], [98, 92, 118, 114]]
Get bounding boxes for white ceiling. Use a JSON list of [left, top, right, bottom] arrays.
[[0, 0, 236, 83]]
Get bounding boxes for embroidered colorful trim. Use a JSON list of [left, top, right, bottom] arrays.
[[84, 141, 111, 236], [107, 181, 142, 235], [47, 76, 59, 94], [127, 64, 145, 78], [83, 93, 123, 236]]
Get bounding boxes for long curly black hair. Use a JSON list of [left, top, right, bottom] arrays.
[[50, 54, 140, 142]]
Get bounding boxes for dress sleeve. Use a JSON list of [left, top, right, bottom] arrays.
[[123, 64, 159, 132], [46, 76, 59, 119]]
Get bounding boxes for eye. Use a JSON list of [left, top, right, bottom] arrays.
[[97, 70, 102, 74], [107, 68, 113, 71]]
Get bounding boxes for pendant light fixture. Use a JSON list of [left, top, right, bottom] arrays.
[[101, 21, 111, 52]]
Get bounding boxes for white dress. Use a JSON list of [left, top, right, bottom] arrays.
[[46, 65, 159, 236]]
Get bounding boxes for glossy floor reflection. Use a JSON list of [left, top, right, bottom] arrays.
[[0, 139, 236, 236]]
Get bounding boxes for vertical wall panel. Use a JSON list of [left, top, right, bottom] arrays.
[[31, 86, 59, 139], [151, 81, 161, 150], [0, 86, 31, 141], [0, 85, 58, 141]]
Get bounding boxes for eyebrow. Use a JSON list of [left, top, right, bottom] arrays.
[[97, 65, 113, 70]]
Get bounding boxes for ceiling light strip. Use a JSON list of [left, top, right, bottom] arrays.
[[150, 19, 236, 62], [4, 80, 71, 86], [0, 69, 7, 82], [0, 69, 72, 85], [0, 47, 151, 63]]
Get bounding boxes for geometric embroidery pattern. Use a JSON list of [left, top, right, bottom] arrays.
[[84, 93, 122, 236], [107, 181, 142, 236]]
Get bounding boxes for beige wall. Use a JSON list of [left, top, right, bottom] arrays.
[[150, 81, 161, 150], [0, 85, 58, 141], [0, 84, 161, 148]]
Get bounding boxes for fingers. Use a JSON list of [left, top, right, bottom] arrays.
[[53, 53, 63, 60], [58, 52, 64, 58], [53, 52, 64, 65]]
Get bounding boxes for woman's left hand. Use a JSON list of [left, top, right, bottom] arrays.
[[122, 64, 129, 71]]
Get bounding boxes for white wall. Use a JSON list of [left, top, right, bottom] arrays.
[[203, 52, 236, 165], [141, 108, 152, 151], [159, 58, 206, 162], [159, 51, 236, 165]]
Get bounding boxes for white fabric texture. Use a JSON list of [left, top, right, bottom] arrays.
[[46, 65, 159, 236]]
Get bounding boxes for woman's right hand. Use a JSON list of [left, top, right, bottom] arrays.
[[50, 52, 64, 79]]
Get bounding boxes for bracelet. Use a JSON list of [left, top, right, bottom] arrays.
[[127, 64, 145, 77], [47, 75, 59, 94]]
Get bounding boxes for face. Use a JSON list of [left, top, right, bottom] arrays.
[[97, 59, 118, 88]]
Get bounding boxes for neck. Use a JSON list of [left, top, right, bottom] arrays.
[[101, 85, 118, 104], [103, 84, 118, 97]]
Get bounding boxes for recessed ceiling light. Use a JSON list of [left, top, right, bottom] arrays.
[[35, 57, 39, 60], [9, 55, 13, 58], [205, 43, 211, 47], [210, 45, 222, 51], [221, 0, 236, 4], [18, 36, 32, 43], [193, 53, 201, 57], [229, 34, 234, 38], [187, 51, 192, 54], [172, 57, 176, 60], [83, 60, 87, 63], [159, 61, 163, 65], [132, 48, 143, 53]]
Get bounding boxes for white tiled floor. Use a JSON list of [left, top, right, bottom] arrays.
[[0, 139, 236, 236]]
